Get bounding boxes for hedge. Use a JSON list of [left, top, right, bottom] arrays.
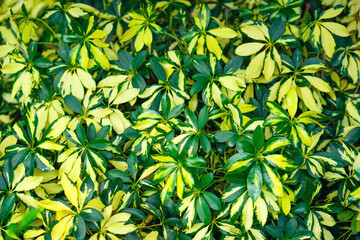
[[0, 0, 360, 239]]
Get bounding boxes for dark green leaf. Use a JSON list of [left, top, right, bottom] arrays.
[[266, 225, 284, 239], [269, 18, 285, 41], [80, 208, 103, 222], [202, 191, 221, 210], [127, 152, 138, 178], [34, 57, 53, 68], [59, 42, 70, 62], [29, 41, 37, 60], [0, 194, 15, 222], [73, 215, 86, 240], [150, 58, 167, 81], [285, 218, 297, 238], [64, 95, 83, 114], [214, 131, 236, 142], [199, 134, 211, 153], [224, 56, 243, 74], [199, 173, 213, 189], [122, 208, 146, 220], [87, 139, 110, 149], [196, 195, 211, 224], [132, 51, 147, 70], [247, 163, 262, 201], [253, 125, 264, 152], [198, 106, 208, 130], [192, 58, 211, 76]]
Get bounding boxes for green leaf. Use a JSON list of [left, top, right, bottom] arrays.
[[266, 225, 284, 239], [132, 50, 147, 70], [0, 194, 15, 222], [73, 215, 86, 240], [198, 106, 208, 130], [161, 93, 171, 117], [80, 178, 94, 206], [59, 42, 70, 62], [214, 131, 236, 142], [263, 137, 291, 153], [150, 58, 167, 82], [196, 195, 211, 224], [285, 218, 297, 238], [96, 125, 110, 139], [127, 152, 138, 178], [64, 95, 83, 114], [33, 57, 53, 68], [75, 124, 86, 146], [186, 157, 206, 167], [199, 173, 213, 189], [270, 18, 286, 41], [199, 134, 211, 154], [29, 41, 37, 60], [80, 208, 103, 222], [247, 163, 262, 201], [253, 126, 264, 152], [265, 101, 288, 118], [192, 58, 211, 76], [185, 107, 198, 129], [190, 75, 209, 95], [225, 152, 254, 172], [87, 139, 110, 149], [202, 191, 221, 210], [224, 56, 243, 74], [117, 50, 133, 71]]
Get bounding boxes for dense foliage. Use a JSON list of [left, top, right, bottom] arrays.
[[0, 0, 360, 239]]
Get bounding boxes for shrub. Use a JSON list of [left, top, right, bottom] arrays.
[[0, 0, 360, 239]]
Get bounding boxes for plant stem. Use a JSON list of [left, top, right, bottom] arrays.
[[34, 18, 61, 41]]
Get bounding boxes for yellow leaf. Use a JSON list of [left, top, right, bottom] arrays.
[[246, 50, 266, 79], [242, 198, 254, 230], [322, 22, 350, 37], [51, 215, 73, 240], [218, 76, 242, 91], [235, 42, 265, 56], [304, 75, 332, 92], [319, 6, 344, 20], [38, 141, 64, 151], [241, 25, 266, 41], [1, 62, 25, 74], [346, 101, 360, 122], [144, 231, 159, 240], [90, 45, 110, 70], [206, 35, 222, 60], [208, 27, 237, 38], [38, 199, 71, 212], [79, 44, 89, 70], [88, 29, 106, 39], [211, 83, 223, 108], [144, 27, 152, 47], [113, 88, 140, 104], [76, 69, 96, 90], [254, 197, 267, 226], [321, 27, 336, 58], [300, 87, 322, 112], [0, 135, 17, 158], [15, 176, 43, 192], [263, 53, 275, 81], [286, 88, 298, 119], [61, 174, 79, 210], [295, 124, 312, 146], [135, 28, 145, 52]]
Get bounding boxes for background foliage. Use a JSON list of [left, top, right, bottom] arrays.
[[0, 0, 360, 239]]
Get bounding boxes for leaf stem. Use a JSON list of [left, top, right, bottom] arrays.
[[34, 18, 61, 41]]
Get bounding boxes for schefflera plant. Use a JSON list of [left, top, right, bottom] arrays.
[[0, 1, 360, 240]]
